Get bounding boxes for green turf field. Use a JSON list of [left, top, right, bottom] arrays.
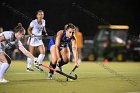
[[0, 61, 140, 93]]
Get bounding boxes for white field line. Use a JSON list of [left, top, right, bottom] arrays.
[[7, 71, 140, 75]]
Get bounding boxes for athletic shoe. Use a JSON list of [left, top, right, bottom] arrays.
[[47, 73, 53, 80], [0, 78, 9, 83], [35, 64, 44, 72], [58, 66, 63, 72], [26, 68, 34, 72]]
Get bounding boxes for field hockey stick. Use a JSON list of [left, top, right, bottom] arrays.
[[66, 65, 78, 81], [40, 64, 77, 80]]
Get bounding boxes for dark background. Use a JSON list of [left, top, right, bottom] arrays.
[[0, 0, 139, 37]]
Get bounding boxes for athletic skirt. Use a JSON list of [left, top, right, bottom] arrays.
[[28, 37, 43, 46]]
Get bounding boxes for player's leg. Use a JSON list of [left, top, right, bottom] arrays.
[[37, 44, 45, 64], [27, 45, 34, 72], [47, 45, 57, 79], [0, 52, 11, 83], [35, 44, 45, 71], [57, 47, 70, 71], [77, 48, 82, 62]]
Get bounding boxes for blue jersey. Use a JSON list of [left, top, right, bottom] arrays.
[[47, 31, 71, 51]]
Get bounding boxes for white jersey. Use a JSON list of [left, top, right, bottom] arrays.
[[28, 19, 45, 46], [30, 19, 45, 36], [0, 31, 22, 52]]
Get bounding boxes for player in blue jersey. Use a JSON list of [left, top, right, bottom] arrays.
[[47, 23, 79, 79]]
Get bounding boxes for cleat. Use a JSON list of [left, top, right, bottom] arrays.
[[26, 68, 34, 72], [35, 64, 44, 72], [0, 78, 9, 83], [39, 67, 44, 72]]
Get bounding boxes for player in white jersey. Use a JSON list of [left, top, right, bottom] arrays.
[[27, 10, 47, 72], [0, 23, 37, 83], [0, 27, 3, 67]]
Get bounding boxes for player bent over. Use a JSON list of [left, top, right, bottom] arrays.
[[47, 23, 79, 79], [0, 23, 37, 83]]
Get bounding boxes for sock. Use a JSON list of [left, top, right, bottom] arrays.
[[57, 59, 68, 67], [27, 57, 33, 68], [0, 63, 10, 79], [49, 62, 56, 74], [5, 64, 10, 73], [37, 54, 45, 64]]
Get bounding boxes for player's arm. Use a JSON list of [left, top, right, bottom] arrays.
[[42, 20, 48, 36], [18, 45, 37, 61], [42, 26, 48, 36], [71, 36, 79, 66], [55, 31, 63, 61], [27, 26, 34, 37]]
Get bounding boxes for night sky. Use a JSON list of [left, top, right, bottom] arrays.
[[0, 0, 139, 37]]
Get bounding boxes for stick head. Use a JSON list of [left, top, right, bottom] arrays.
[[66, 78, 69, 81], [66, 74, 78, 81]]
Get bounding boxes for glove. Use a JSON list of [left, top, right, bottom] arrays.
[[42, 31, 48, 37], [33, 57, 40, 66], [45, 33, 48, 36]]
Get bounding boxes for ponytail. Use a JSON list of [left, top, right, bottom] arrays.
[[14, 23, 25, 33]]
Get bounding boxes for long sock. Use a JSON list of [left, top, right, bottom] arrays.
[[27, 57, 33, 68], [0, 63, 9, 79], [5, 64, 10, 73], [0, 61, 10, 73], [37, 54, 45, 64], [57, 59, 68, 67], [49, 62, 56, 74]]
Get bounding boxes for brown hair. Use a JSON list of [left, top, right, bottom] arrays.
[[64, 23, 76, 31], [14, 23, 25, 33], [37, 10, 44, 14]]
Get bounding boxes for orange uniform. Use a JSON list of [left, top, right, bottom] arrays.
[[75, 31, 83, 48]]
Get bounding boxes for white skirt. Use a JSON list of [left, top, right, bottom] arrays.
[[27, 37, 44, 46]]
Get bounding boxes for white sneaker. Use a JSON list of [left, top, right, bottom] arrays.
[[0, 78, 9, 83]]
